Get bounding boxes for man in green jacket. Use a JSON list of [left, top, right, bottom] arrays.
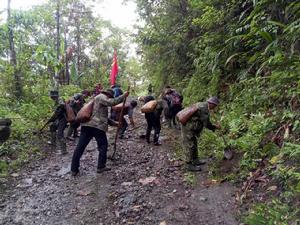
[[181, 97, 220, 172], [71, 88, 129, 176], [66, 93, 84, 140], [48, 90, 68, 154]]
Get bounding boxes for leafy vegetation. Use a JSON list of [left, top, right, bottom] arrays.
[[136, 0, 300, 223], [1, 0, 299, 223], [0, 0, 145, 176]]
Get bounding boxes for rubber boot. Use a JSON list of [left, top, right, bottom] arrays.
[[58, 138, 67, 155], [185, 163, 202, 172], [154, 133, 161, 146], [48, 132, 57, 149], [145, 132, 151, 144], [193, 158, 206, 166]]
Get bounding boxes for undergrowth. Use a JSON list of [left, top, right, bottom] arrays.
[[0, 83, 81, 176]]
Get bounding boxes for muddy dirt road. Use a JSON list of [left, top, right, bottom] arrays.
[[0, 112, 238, 225]]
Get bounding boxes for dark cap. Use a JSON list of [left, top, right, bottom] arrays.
[[101, 89, 114, 98], [130, 100, 138, 108], [207, 96, 220, 106], [73, 93, 82, 101], [50, 90, 59, 97]]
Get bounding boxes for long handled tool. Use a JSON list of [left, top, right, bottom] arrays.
[[31, 120, 50, 135], [127, 123, 143, 132], [111, 86, 130, 160]]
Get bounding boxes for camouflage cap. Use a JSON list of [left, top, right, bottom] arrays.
[[101, 89, 114, 98], [207, 96, 220, 106]]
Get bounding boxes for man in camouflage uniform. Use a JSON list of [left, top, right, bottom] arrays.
[[66, 93, 84, 140], [181, 97, 220, 171], [47, 90, 67, 154], [71, 89, 129, 176]]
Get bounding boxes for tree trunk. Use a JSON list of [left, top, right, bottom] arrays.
[[75, 19, 81, 76], [7, 0, 22, 98], [64, 31, 70, 85], [54, 0, 60, 88]]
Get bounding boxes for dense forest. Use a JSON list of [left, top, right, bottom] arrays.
[[1, 0, 299, 224], [0, 0, 145, 167], [135, 0, 300, 223]]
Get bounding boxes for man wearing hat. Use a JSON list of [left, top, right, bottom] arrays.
[[71, 88, 129, 176], [181, 97, 220, 172], [47, 90, 68, 154], [66, 93, 84, 140], [117, 100, 138, 139], [111, 84, 123, 98]]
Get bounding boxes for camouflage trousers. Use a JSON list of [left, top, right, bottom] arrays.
[[181, 125, 202, 164], [49, 118, 67, 154]]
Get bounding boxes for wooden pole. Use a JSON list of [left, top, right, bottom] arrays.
[[111, 86, 130, 159]]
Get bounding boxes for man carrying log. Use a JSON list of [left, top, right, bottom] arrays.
[[179, 97, 220, 171], [71, 88, 129, 176]]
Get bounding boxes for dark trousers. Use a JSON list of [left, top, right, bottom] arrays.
[[50, 117, 68, 143], [164, 104, 182, 127], [71, 126, 108, 172], [145, 113, 161, 143], [110, 109, 117, 121], [67, 121, 80, 137], [119, 117, 128, 136], [49, 118, 67, 140]]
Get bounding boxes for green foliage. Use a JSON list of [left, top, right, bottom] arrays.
[[244, 199, 299, 225], [184, 172, 197, 186], [0, 0, 142, 176], [137, 0, 300, 220]]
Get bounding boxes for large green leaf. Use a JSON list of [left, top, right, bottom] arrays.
[[259, 30, 273, 42], [267, 20, 286, 28], [225, 53, 242, 67]]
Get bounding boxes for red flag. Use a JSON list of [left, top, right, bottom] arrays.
[[110, 49, 118, 86]]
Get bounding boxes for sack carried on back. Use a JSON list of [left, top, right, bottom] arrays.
[[112, 102, 130, 112], [176, 104, 198, 125], [65, 104, 76, 122], [76, 100, 94, 123], [141, 100, 157, 113]]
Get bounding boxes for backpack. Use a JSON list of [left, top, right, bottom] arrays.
[[65, 103, 76, 122], [141, 100, 158, 113], [170, 92, 182, 106], [176, 104, 198, 125], [112, 102, 130, 112], [75, 100, 94, 123]]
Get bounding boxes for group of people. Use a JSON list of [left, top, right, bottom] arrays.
[[46, 84, 220, 175], [46, 90, 87, 154]]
